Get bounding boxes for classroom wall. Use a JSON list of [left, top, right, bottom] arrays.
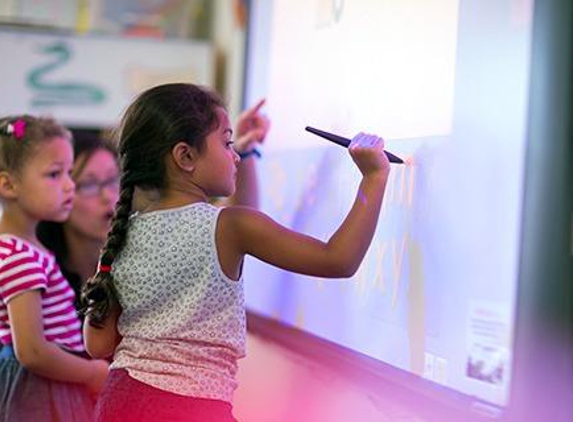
[[0, 0, 247, 123]]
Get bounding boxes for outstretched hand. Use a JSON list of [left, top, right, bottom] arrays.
[[234, 99, 270, 154]]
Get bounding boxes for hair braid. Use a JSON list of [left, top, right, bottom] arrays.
[[81, 173, 134, 327], [80, 83, 226, 327]]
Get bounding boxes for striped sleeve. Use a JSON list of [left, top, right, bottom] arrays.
[[0, 242, 47, 303]]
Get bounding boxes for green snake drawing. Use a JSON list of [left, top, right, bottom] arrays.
[[27, 41, 106, 107]]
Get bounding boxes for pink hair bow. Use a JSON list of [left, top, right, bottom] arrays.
[[6, 119, 26, 140]]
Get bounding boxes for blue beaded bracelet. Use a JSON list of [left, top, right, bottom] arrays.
[[238, 148, 262, 160]]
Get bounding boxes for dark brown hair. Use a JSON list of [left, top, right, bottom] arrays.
[[81, 83, 225, 326]]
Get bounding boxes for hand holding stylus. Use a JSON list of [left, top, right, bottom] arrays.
[[305, 126, 403, 164]]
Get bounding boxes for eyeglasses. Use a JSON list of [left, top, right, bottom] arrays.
[[75, 177, 120, 198]]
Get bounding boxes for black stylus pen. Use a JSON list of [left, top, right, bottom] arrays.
[[305, 126, 403, 164]]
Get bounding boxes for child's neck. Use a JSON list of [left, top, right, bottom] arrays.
[[0, 205, 41, 247], [137, 186, 207, 213]]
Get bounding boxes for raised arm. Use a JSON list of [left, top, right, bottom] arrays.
[[221, 99, 270, 208], [219, 133, 390, 278]]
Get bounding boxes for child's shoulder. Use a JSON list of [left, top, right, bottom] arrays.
[[129, 203, 224, 239], [219, 205, 269, 220], [217, 205, 271, 237], [0, 234, 25, 257], [0, 234, 50, 259], [135, 201, 217, 217]]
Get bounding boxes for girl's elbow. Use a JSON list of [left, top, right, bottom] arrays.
[[323, 247, 361, 278], [83, 328, 120, 359], [338, 265, 359, 278], [84, 336, 115, 359], [326, 260, 359, 278], [14, 343, 44, 370], [85, 342, 112, 360]]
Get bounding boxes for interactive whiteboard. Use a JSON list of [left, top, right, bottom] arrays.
[[243, 0, 534, 408]]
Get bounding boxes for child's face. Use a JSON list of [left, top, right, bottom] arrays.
[[15, 136, 75, 222], [66, 148, 119, 242], [193, 108, 240, 197]]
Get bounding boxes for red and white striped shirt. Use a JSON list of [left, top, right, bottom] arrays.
[[0, 235, 84, 352]]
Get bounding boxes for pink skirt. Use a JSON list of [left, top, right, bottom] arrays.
[[96, 368, 237, 422]]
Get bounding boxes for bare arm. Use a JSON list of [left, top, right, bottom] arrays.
[[83, 300, 122, 359], [221, 133, 390, 278], [220, 99, 269, 208], [8, 291, 108, 393]]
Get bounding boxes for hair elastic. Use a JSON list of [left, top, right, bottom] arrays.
[[98, 263, 112, 273]]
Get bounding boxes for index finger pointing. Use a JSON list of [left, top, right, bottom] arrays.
[[247, 98, 266, 116]]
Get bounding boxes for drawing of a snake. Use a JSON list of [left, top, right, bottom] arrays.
[[27, 41, 106, 107]]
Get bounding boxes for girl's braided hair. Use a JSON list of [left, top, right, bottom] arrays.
[[81, 83, 225, 326]]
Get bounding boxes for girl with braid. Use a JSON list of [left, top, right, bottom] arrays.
[[37, 101, 268, 317], [0, 115, 109, 421], [82, 83, 390, 422]]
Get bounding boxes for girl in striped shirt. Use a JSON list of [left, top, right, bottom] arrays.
[[0, 115, 109, 421]]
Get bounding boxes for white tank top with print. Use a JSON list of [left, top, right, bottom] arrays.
[[110, 202, 246, 403]]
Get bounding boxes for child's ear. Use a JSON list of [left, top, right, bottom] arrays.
[[0, 171, 17, 199], [171, 142, 198, 173]]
